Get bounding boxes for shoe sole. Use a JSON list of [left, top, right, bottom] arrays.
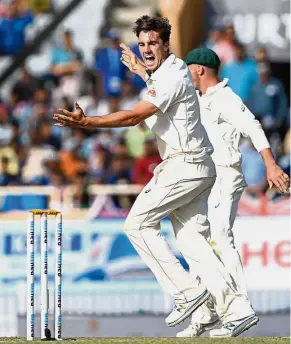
[[232, 316, 259, 337], [167, 290, 210, 327], [211, 315, 259, 338]]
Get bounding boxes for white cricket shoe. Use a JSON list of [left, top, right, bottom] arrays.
[[165, 290, 210, 327], [176, 319, 221, 337], [209, 314, 259, 337]]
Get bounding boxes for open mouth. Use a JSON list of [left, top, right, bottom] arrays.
[[144, 54, 155, 67]]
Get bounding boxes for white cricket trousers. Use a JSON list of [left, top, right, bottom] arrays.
[[191, 165, 250, 324], [124, 156, 253, 322]]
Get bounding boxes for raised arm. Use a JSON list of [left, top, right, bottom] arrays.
[[120, 43, 147, 81]]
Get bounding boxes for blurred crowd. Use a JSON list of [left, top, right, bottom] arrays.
[[0, 5, 289, 210]]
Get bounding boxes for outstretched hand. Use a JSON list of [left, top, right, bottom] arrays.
[[53, 102, 87, 127], [120, 43, 146, 80]]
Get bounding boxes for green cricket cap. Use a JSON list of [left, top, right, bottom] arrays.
[[184, 48, 221, 70]]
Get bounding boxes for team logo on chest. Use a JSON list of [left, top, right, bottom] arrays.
[[205, 101, 212, 111]]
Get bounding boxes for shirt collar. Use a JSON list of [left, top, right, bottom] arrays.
[[149, 54, 176, 81], [202, 78, 229, 97]]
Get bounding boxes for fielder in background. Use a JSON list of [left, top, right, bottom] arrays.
[[175, 48, 289, 338], [54, 15, 258, 337]]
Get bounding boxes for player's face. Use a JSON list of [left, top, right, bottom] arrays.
[[188, 64, 200, 90], [138, 30, 169, 72]]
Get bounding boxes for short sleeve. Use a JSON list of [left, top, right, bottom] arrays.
[[142, 78, 183, 114]]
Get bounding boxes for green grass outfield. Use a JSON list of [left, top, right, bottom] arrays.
[[0, 338, 289, 344]]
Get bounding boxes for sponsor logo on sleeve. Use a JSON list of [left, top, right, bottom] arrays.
[[147, 89, 156, 97]]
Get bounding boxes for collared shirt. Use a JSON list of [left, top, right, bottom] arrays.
[[142, 54, 213, 161], [198, 78, 270, 168]]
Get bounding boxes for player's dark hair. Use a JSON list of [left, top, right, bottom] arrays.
[[133, 15, 171, 43]]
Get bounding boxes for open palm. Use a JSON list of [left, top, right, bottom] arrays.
[[53, 103, 86, 127], [120, 43, 146, 79]]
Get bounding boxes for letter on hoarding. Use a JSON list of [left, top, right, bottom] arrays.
[[274, 240, 290, 268], [258, 13, 286, 48], [242, 242, 268, 266]]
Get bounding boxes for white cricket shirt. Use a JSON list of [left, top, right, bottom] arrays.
[[143, 54, 213, 161], [198, 78, 270, 168]]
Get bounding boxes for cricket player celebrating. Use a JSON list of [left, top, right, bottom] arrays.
[[54, 16, 258, 336], [173, 49, 290, 337]]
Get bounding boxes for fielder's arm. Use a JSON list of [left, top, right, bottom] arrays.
[[220, 91, 290, 193], [53, 101, 158, 128]]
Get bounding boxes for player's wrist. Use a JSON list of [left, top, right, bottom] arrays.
[[82, 115, 91, 128]]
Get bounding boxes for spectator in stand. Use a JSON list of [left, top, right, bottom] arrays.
[[94, 29, 127, 100], [254, 46, 269, 63], [0, 157, 19, 185], [105, 154, 132, 209], [120, 80, 139, 110], [29, 151, 62, 185], [34, 85, 51, 106], [0, 2, 7, 17], [241, 139, 267, 197], [51, 30, 83, 100], [21, 132, 56, 185], [212, 23, 237, 65], [89, 145, 112, 183], [105, 155, 131, 185], [125, 121, 154, 158], [27, 102, 50, 135], [0, 0, 33, 55], [70, 171, 90, 208], [0, 105, 13, 146], [203, 26, 222, 50], [220, 42, 258, 101], [132, 137, 162, 185], [92, 128, 119, 152], [59, 140, 88, 182], [247, 62, 288, 140], [0, 143, 20, 182], [11, 66, 39, 102], [38, 119, 61, 150]]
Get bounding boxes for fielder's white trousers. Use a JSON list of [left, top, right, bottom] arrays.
[[124, 156, 253, 322], [191, 165, 250, 324]]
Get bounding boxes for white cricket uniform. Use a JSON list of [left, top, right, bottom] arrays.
[[124, 55, 254, 322], [191, 78, 270, 324]]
